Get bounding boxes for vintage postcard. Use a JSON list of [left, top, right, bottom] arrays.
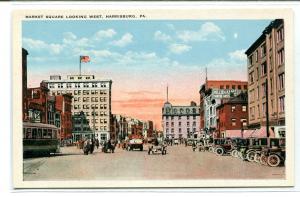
[[13, 8, 294, 188]]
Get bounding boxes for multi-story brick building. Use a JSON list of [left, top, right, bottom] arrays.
[[216, 93, 248, 138], [162, 101, 200, 139], [42, 75, 112, 142], [199, 80, 248, 137], [55, 94, 73, 141], [245, 19, 285, 138], [26, 86, 50, 124]]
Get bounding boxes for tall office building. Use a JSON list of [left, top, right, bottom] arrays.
[[42, 74, 112, 142]]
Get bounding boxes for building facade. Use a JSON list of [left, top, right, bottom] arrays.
[[22, 48, 29, 121], [216, 93, 248, 138], [162, 101, 200, 139], [55, 94, 73, 141], [199, 80, 248, 136], [245, 19, 285, 138], [42, 75, 112, 142]]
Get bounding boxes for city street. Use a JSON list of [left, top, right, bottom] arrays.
[[23, 144, 285, 181]]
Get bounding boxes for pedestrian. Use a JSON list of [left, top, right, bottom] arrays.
[[95, 138, 99, 149], [83, 138, 90, 155], [90, 138, 95, 154]]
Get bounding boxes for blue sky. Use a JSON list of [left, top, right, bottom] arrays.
[[22, 19, 272, 126], [23, 20, 271, 76]]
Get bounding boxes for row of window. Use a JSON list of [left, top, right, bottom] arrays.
[[249, 73, 285, 103], [166, 128, 197, 134], [73, 125, 108, 131], [165, 108, 199, 115], [73, 118, 108, 124], [248, 27, 284, 66], [165, 115, 197, 120], [166, 121, 197, 127], [73, 97, 108, 103], [219, 84, 247, 90], [249, 95, 285, 119], [49, 82, 108, 89]]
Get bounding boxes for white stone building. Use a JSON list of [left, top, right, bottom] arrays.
[[42, 74, 112, 142], [162, 101, 200, 139]]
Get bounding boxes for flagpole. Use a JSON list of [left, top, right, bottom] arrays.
[[79, 56, 81, 76]]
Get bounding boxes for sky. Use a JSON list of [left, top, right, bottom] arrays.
[[22, 19, 272, 130]]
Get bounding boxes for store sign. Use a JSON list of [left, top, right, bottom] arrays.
[[212, 89, 242, 99]]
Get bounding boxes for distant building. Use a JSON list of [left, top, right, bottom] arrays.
[[42, 75, 112, 142], [216, 93, 248, 138], [143, 120, 154, 139], [199, 80, 248, 137], [245, 19, 285, 138], [162, 101, 200, 139]]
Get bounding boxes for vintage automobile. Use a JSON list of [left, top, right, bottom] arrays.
[[127, 135, 144, 151], [148, 139, 167, 155], [260, 138, 285, 167], [198, 138, 213, 152], [230, 138, 249, 158], [244, 138, 269, 162], [173, 138, 179, 145], [212, 138, 234, 156]]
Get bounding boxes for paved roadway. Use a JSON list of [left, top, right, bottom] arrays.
[[23, 144, 285, 181]]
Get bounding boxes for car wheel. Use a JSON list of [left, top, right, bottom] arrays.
[[231, 150, 237, 157], [267, 154, 281, 167], [215, 148, 224, 156], [246, 151, 256, 162], [260, 155, 268, 165]]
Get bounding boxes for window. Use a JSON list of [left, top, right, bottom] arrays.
[[166, 128, 169, 133], [270, 78, 273, 94], [178, 116, 181, 120], [248, 55, 253, 65], [262, 102, 266, 116], [241, 119, 247, 127], [171, 128, 174, 133], [279, 96, 285, 113], [220, 85, 224, 89], [277, 27, 284, 42], [278, 73, 285, 90], [278, 49, 284, 65], [179, 128, 182, 133], [187, 122, 190, 127], [226, 85, 229, 89], [242, 106, 247, 112], [250, 107, 255, 119], [171, 122, 174, 127], [249, 71, 254, 83], [261, 62, 267, 76], [193, 116, 196, 120], [232, 85, 236, 89], [257, 105, 260, 117], [166, 122, 169, 127], [255, 50, 258, 62], [231, 118, 236, 126], [231, 106, 236, 112], [238, 85, 241, 90], [193, 121, 196, 127], [187, 116, 190, 120], [262, 82, 267, 97], [178, 122, 181, 127], [261, 44, 266, 57], [256, 86, 260, 100]]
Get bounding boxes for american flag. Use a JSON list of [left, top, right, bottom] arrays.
[[80, 55, 90, 63]]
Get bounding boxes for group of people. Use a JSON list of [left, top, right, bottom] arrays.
[[78, 138, 116, 155]]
